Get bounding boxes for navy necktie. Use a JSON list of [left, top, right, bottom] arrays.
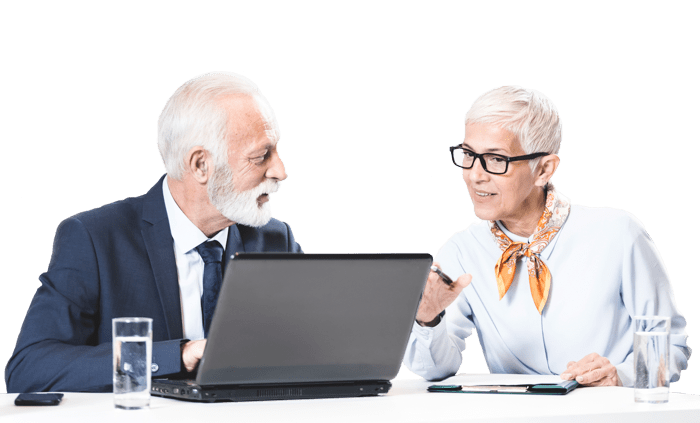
[[195, 240, 224, 338]]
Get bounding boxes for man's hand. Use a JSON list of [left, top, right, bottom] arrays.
[[415, 262, 472, 327], [560, 352, 622, 386], [182, 339, 207, 372]]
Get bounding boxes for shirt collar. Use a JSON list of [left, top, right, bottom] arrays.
[[162, 177, 229, 255], [496, 221, 530, 243], [496, 220, 562, 261]]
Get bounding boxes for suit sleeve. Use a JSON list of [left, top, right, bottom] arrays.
[[5, 217, 183, 393]]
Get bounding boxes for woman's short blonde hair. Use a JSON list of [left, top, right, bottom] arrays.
[[465, 86, 561, 169]]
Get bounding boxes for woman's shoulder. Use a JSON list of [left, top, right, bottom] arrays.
[[437, 221, 496, 276], [439, 221, 497, 260], [567, 204, 647, 236], [444, 220, 492, 245]]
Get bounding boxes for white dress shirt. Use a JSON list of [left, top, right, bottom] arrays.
[[403, 205, 691, 387], [162, 178, 228, 341]]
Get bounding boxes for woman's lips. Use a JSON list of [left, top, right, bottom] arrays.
[[475, 190, 496, 197], [472, 190, 497, 205]]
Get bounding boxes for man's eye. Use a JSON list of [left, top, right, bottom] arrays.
[[487, 155, 506, 164], [252, 151, 270, 164], [464, 150, 476, 158]]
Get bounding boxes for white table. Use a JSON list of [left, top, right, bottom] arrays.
[[3, 375, 699, 423]]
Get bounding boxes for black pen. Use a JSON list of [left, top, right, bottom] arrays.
[[430, 265, 454, 286]]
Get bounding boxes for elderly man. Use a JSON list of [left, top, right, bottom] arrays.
[[5, 72, 301, 393], [404, 86, 690, 387]]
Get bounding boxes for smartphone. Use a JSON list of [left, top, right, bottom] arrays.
[[14, 393, 64, 406]]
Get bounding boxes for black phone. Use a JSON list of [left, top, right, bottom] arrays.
[[15, 393, 64, 406]]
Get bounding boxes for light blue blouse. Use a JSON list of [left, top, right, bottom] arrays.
[[403, 205, 690, 387]]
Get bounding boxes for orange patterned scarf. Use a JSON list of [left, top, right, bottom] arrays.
[[488, 185, 570, 314]]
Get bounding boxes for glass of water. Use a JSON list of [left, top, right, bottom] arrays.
[[634, 316, 670, 403], [113, 317, 153, 409]]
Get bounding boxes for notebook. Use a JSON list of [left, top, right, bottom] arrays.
[[152, 253, 432, 402], [428, 380, 579, 395]]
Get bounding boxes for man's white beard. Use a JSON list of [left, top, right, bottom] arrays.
[[207, 164, 279, 227]]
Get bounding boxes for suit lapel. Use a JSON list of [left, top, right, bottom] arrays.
[[141, 176, 183, 339]]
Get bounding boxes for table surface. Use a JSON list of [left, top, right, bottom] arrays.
[[2, 375, 699, 423]]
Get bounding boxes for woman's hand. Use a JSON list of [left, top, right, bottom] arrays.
[[415, 262, 472, 326], [560, 352, 622, 386]]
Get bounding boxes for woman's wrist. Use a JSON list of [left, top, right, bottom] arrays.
[[416, 313, 441, 327]]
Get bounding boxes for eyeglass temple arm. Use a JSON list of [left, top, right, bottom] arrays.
[[507, 152, 549, 162]]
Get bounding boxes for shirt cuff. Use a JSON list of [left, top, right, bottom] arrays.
[[412, 312, 447, 341], [615, 361, 634, 388]]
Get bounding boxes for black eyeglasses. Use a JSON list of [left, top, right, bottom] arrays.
[[450, 145, 549, 175]]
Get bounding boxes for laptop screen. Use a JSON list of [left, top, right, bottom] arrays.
[[197, 253, 431, 385]]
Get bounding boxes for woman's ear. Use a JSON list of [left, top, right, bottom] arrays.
[[535, 154, 560, 187]]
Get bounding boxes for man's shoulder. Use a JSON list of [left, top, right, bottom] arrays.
[[67, 194, 146, 230], [257, 217, 290, 233], [237, 217, 290, 239], [61, 179, 164, 235], [237, 218, 300, 252]]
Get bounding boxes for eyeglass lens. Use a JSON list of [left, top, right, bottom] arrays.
[[453, 149, 508, 174]]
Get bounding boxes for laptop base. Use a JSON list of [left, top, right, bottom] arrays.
[[151, 379, 392, 402]]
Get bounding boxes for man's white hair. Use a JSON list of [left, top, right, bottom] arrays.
[[465, 86, 562, 170], [158, 72, 267, 180]]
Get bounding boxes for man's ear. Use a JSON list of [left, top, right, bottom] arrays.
[[185, 146, 210, 184], [535, 154, 560, 187]]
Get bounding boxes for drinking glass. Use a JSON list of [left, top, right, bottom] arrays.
[[634, 316, 670, 403], [113, 317, 153, 409]]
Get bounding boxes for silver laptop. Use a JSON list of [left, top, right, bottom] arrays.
[[152, 253, 431, 402]]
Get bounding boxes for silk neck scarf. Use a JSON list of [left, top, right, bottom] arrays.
[[488, 185, 571, 314]]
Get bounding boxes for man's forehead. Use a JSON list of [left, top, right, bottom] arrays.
[[221, 94, 280, 145]]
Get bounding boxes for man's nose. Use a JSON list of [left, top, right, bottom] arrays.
[[266, 150, 287, 181]]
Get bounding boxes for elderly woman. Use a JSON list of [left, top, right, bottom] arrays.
[[404, 86, 690, 387]]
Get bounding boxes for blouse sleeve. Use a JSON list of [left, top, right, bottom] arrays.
[[402, 239, 478, 381], [615, 214, 691, 386]]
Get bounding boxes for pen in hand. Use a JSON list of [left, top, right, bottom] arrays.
[[430, 265, 454, 286]]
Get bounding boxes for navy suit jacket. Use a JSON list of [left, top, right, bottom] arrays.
[[5, 176, 302, 393]]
